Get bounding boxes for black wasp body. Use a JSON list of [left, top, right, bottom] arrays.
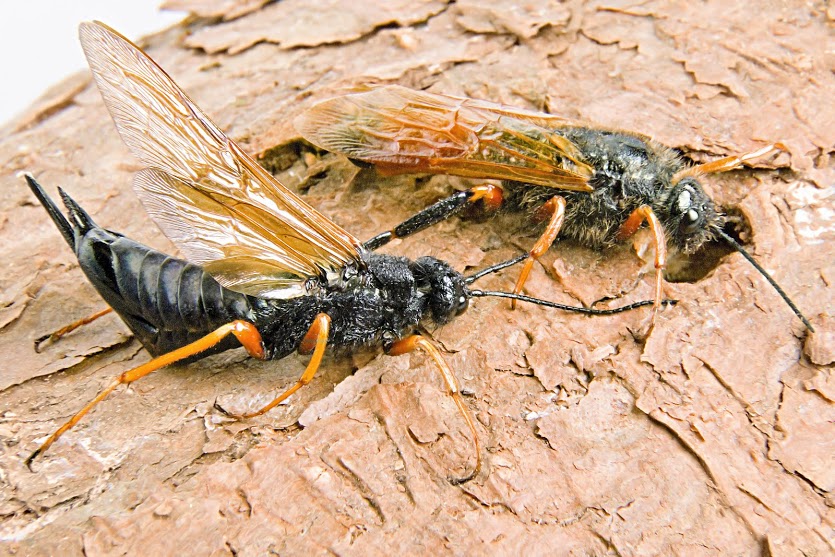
[[33, 182, 467, 363], [26, 171, 488, 480]]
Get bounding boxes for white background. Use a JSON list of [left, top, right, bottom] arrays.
[[0, 1, 184, 126]]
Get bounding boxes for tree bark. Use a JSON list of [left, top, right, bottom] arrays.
[[1, 1, 832, 555]]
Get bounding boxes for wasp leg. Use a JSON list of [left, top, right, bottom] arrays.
[[216, 313, 331, 420], [677, 143, 787, 179], [387, 335, 481, 485], [616, 205, 668, 321], [26, 320, 265, 469], [34, 307, 114, 353], [363, 184, 503, 250], [510, 196, 567, 309]]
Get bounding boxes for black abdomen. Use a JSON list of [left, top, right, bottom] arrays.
[[75, 227, 255, 357]]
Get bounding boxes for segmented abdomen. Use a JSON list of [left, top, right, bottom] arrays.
[[76, 227, 255, 357]]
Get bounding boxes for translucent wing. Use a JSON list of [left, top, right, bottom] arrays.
[[295, 85, 596, 192], [79, 21, 365, 299]]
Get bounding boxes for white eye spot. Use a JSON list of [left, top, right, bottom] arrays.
[[459, 296, 466, 304], [677, 188, 692, 212], [687, 209, 698, 222]]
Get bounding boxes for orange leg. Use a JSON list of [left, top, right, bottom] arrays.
[[26, 320, 265, 468], [675, 143, 787, 180], [217, 313, 331, 419], [511, 196, 567, 309], [388, 335, 481, 484], [616, 205, 667, 319], [468, 183, 504, 212], [34, 307, 114, 352]]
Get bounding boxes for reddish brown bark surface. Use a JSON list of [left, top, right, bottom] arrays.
[[1, 1, 832, 555]]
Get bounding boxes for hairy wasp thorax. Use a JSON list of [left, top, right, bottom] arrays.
[[664, 177, 724, 254]]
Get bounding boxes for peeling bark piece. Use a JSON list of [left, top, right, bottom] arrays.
[[769, 384, 835, 493], [0, 332, 132, 391], [570, 343, 616, 377], [804, 314, 834, 366], [297, 351, 391, 427], [525, 327, 573, 391], [161, 0, 270, 21], [0, 271, 44, 330], [455, 0, 571, 39], [185, 0, 451, 54], [0, 278, 133, 390], [1, 72, 90, 136]]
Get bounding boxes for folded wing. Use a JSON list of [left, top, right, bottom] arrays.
[[296, 85, 596, 192], [79, 21, 365, 299]]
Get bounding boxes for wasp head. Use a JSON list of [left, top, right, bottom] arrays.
[[665, 177, 724, 254], [411, 256, 469, 325]]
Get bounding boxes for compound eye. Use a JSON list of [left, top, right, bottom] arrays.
[[455, 294, 469, 316], [680, 207, 701, 234]]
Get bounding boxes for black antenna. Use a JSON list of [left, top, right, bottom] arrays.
[[465, 253, 676, 315], [465, 253, 528, 284], [717, 229, 814, 332], [469, 290, 677, 315]]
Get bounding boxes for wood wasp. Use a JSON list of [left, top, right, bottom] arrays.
[[296, 85, 814, 332]]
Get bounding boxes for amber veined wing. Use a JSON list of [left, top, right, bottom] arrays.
[[295, 85, 597, 193], [78, 21, 365, 299]]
